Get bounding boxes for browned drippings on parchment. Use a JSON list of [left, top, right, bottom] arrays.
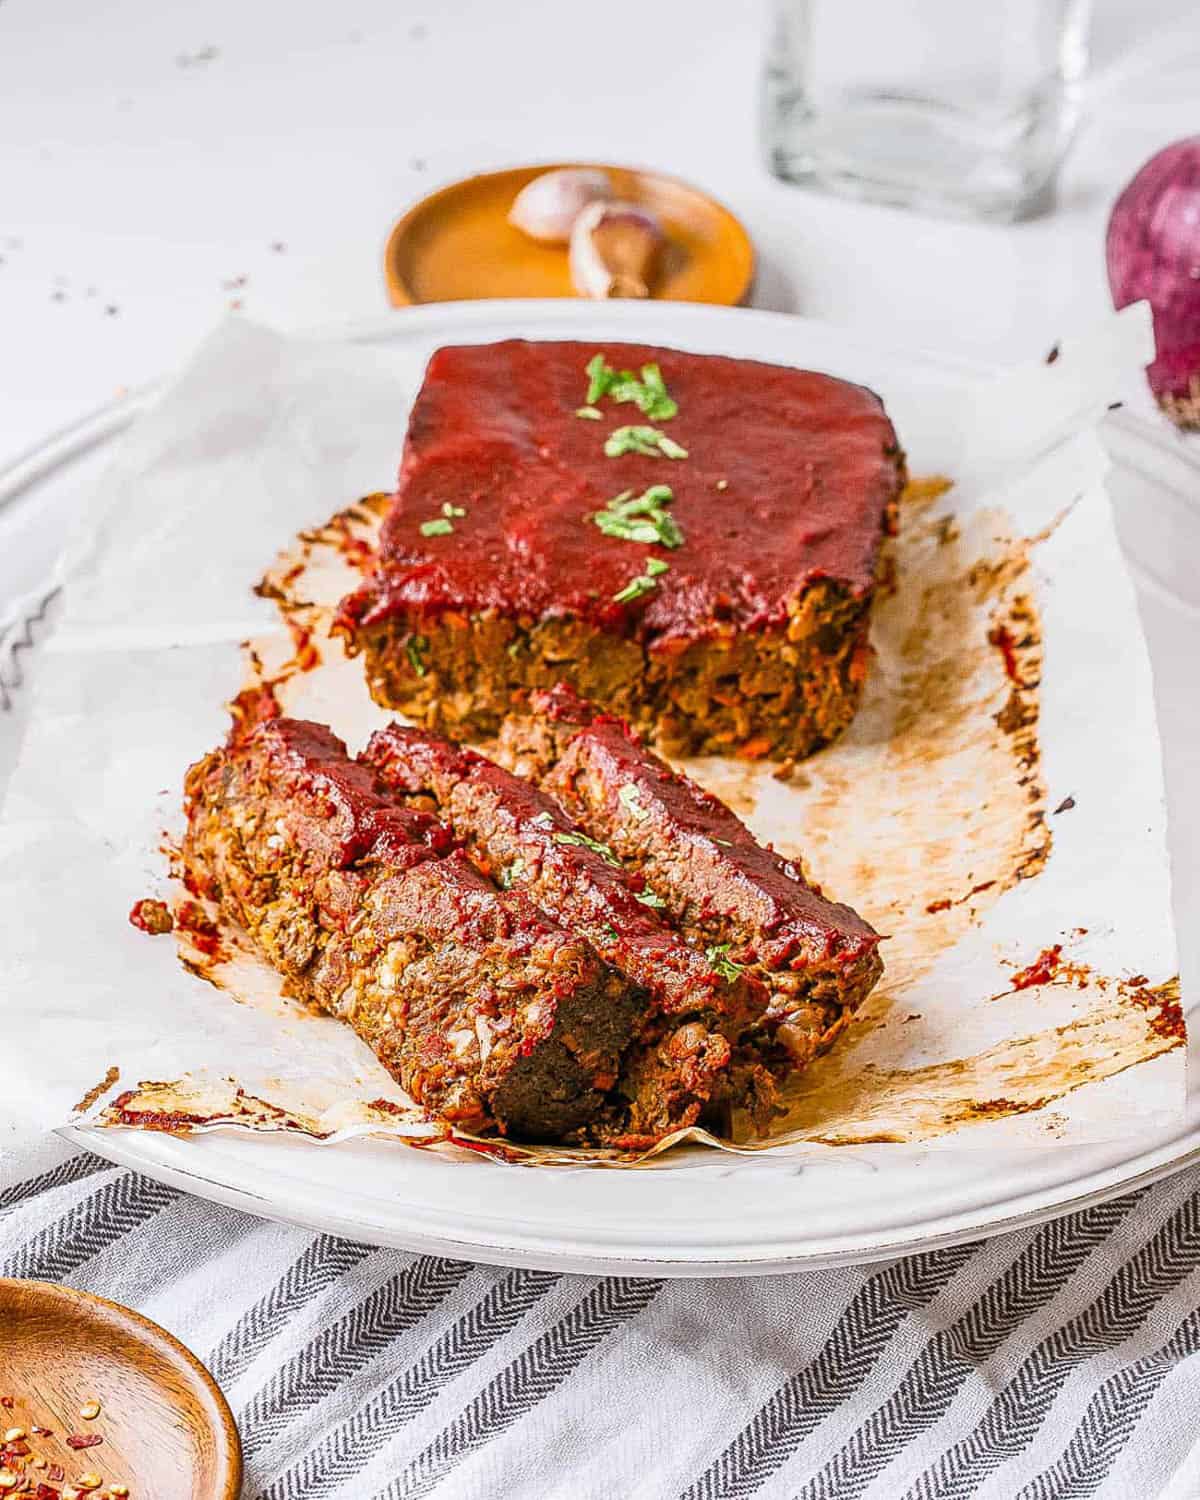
[[73, 1065, 121, 1116], [113, 480, 1180, 1161], [770, 976, 1182, 1146], [689, 485, 1053, 1003], [689, 485, 1182, 1146]]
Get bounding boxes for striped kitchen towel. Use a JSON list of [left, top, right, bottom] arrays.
[[3, 1135, 1200, 1500]]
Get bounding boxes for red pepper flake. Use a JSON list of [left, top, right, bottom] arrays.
[[0, 1398, 11, 1409], [1045, 343, 1060, 364], [987, 623, 1022, 684], [36, 1486, 63, 1500], [66, 1434, 103, 1450], [1053, 794, 1076, 814], [49, 1465, 65, 1482], [129, 897, 174, 935], [1010, 944, 1063, 990]]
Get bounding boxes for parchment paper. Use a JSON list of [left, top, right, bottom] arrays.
[[0, 309, 1185, 1161]]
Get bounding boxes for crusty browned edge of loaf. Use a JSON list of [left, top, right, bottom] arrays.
[[498, 684, 884, 1073], [361, 724, 784, 1146], [181, 717, 641, 1142], [344, 577, 875, 761]]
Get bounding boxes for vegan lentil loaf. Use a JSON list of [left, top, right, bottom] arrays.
[[361, 723, 781, 1144], [181, 716, 641, 1141], [499, 684, 884, 1066], [335, 338, 904, 760]]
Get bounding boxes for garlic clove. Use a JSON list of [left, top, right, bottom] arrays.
[[508, 167, 613, 244], [569, 200, 665, 300]]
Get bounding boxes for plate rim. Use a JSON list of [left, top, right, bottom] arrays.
[[6, 297, 1197, 1275], [60, 1123, 1200, 1277]]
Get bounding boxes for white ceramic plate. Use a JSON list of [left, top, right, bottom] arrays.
[[3, 300, 1196, 1276]]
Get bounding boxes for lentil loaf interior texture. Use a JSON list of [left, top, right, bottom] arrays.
[[336, 338, 904, 759], [361, 723, 781, 1145], [179, 696, 882, 1146], [181, 717, 641, 1141], [498, 685, 884, 1068]]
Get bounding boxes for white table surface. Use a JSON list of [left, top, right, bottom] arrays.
[[3, 0, 1200, 481]]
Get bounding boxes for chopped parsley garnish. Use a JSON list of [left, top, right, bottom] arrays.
[[552, 829, 621, 866], [705, 943, 745, 982], [634, 888, 667, 909], [618, 783, 648, 821], [420, 517, 454, 537], [613, 572, 657, 604], [613, 557, 670, 603], [498, 858, 525, 889], [601, 925, 620, 945], [575, 405, 603, 420], [603, 426, 688, 460], [638, 363, 676, 417], [585, 354, 611, 406], [595, 512, 682, 547], [405, 633, 429, 677], [592, 485, 683, 549], [584, 355, 678, 420], [530, 810, 554, 829], [593, 510, 659, 545], [442, 502, 466, 518]]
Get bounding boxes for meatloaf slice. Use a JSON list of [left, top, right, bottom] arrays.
[[500, 685, 884, 1068], [182, 717, 640, 1141], [335, 338, 904, 760], [361, 724, 778, 1143]]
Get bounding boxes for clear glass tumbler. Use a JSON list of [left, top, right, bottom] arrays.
[[762, 0, 1091, 222]]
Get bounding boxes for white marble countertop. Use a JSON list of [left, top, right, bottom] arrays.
[[1, 0, 1198, 469]]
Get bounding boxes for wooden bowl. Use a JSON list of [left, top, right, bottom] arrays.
[[385, 162, 755, 308], [0, 1278, 241, 1499]]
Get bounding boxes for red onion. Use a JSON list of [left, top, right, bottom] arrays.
[[1106, 138, 1200, 430]]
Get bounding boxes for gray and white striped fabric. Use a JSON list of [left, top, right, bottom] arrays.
[[4, 1136, 1200, 1500]]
